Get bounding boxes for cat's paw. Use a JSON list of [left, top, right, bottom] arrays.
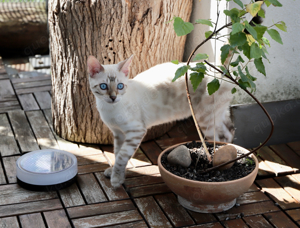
[[110, 172, 125, 189], [104, 167, 113, 178]]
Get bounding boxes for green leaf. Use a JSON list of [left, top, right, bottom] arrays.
[[195, 19, 213, 27], [190, 62, 207, 73], [173, 17, 194, 37], [258, 9, 265, 18], [254, 57, 266, 76], [190, 72, 205, 91], [172, 65, 188, 82], [229, 32, 247, 47], [233, 0, 244, 8], [238, 79, 250, 90], [275, 21, 287, 32], [230, 55, 244, 67], [232, 23, 245, 35], [231, 88, 237, 94], [250, 43, 263, 59], [244, 21, 258, 40], [224, 8, 240, 23], [220, 44, 231, 65], [254, 25, 268, 40], [268, 0, 282, 7], [246, 1, 263, 17], [241, 42, 251, 59], [171, 60, 179, 64], [207, 79, 220, 95], [238, 66, 248, 83], [267, 29, 283, 44], [264, 0, 272, 7], [262, 37, 270, 47], [193, 53, 209, 61], [205, 31, 213, 39]]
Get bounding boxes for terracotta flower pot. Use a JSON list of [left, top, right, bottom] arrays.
[[158, 141, 259, 213]]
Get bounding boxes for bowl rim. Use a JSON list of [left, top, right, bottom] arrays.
[[157, 140, 259, 186]]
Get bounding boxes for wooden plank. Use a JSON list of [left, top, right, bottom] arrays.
[[44, 209, 72, 228], [77, 153, 108, 166], [156, 135, 199, 150], [0, 162, 6, 184], [187, 211, 217, 224], [0, 106, 21, 113], [11, 75, 51, 84], [243, 215, 273, 228], [129, 183, 171, 198], [236, 191, 270, 205], [215, 201, 280, 221], [2, 156, 20, 183], [134, 196, 172, 228], [13, 79, 52, 90], [256, 156, 275, 177], [124, 173, 163, 189], [256, 178, 299, 210], [34, 91, 51, 109], [77, 174, 108, 204], [94, 172, 129, 200], [155, 193, 195, 227], [126, 165, 160, 178], [0, 184, 57, 206], [18, 94, 40, 111], [26, 110, 59, 149], [8, 110, 39, 152], [0, 199, 62, 218], [19, 213, 46, 228], [274, 175, 300, 203], [101, 145, 134, 168], [223, 219, 248, 228], [104, 221, 148, 228], [186, 223, 224, 228], [257, 146, 294, 175], [78, 163, 110, 175], [0, 100, 20, 108], [291, 173, 300, 183], [59, 183, 85, 208], [140, 141, 162, 165], [15, 86, 52, 95], [42, 109, 79, 151], [287, 141, 300, 154], [68, 200, 135, 219], [0, 114, 20, 156], [131, 148, 152, 167], [0, 80, 15, 99], [264, 211, 299, 228], [0, 217, 20, 228], [72, 210, 142, 228], [270, 144, 300, 171], [286, 208, 300, 226]]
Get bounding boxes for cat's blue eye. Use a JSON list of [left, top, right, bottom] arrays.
[[117, 83, 124, 90], [100, 83, 107, 90]]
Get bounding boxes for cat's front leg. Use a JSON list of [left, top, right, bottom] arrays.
[[110, 128, 146, 188], [104, 130, 125, 178]]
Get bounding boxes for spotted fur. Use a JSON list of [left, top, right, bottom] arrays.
[[87, 56, 234, 188]]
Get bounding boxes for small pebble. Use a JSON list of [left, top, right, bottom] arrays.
[[167, 145, 191, 168], [213, 145, 237, 170]]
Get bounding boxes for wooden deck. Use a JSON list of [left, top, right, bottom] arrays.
[[0, 56, 300, 228]]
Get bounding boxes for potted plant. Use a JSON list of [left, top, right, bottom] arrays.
[[158, 0, 286, 213]]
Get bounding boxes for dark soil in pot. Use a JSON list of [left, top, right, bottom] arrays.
[[161, 141, 256, 182]]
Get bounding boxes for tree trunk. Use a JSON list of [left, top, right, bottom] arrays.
[[49, 0, 193, 144]]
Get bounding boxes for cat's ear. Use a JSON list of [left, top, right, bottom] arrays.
[[87, 56, 104, 78], [118, 55, 134, 77]]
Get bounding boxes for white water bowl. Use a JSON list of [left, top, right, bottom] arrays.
[[16, 149, 78, 191]]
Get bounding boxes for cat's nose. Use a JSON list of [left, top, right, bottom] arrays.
[[110, 96, 116, 101]]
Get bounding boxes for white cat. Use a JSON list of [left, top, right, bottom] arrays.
[[87, 56, 234, 188]]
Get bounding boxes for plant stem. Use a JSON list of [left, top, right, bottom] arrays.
[[202, 60, 275, 173], [184, 22, 232, 163]]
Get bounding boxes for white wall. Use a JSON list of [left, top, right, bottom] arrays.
[[184, 0, 300, 104]]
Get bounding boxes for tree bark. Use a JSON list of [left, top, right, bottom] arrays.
[[49, 0, 193, 144]]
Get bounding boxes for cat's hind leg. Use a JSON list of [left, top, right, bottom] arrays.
[[110, 127, 147, 188], [104, 129, 125, 178]]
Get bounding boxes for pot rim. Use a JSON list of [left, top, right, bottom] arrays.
[[158, 140, 259, 186]]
